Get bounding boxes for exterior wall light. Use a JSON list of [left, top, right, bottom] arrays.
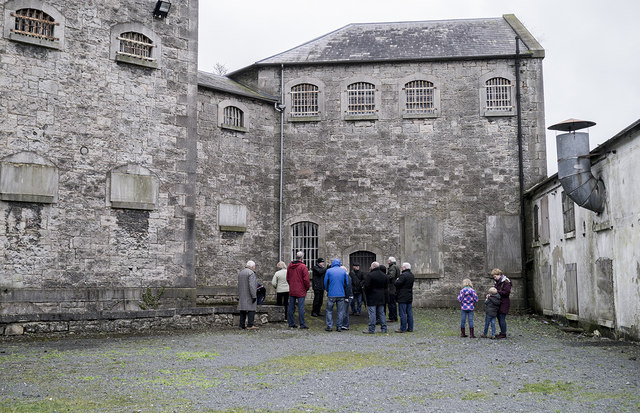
[[153, 1, 171, 19]]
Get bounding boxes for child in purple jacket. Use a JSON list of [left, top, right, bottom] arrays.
[[457, 278, 479, 338]]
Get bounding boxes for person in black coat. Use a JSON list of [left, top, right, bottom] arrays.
[[394, 262, 415, 333], [363, 262, 388, 334], [349, 263, 364, 315], [311, 258, 327, 317]]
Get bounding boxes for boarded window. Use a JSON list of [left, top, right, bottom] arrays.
[[595, 258, 615, 327], [562, 191, 576, 234], [533, 205, 540, 242], [540, 196, 550, 244], [565, 263, 579, 317], [541, 263, 553, 314], [486, 215, 521, 275], [291, 221, 318, 270]]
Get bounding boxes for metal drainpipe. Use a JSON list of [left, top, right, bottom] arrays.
[[279, 64, 285, 261], [515, 36, 529, 310]]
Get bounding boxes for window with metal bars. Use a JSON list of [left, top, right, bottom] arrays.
[[405, 80, 435, 114], [223, 106, 244, 128], [485, 77, 512, 112], [11, 8, 58, 41], [290, 84, 319, 117], [347, 82, 376, 115], [562, 192, 576, 234], [291, 221, 318, 270], [117, 32, 154, 61]]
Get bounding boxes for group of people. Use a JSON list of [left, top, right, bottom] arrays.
[[457, 268, 512, 339], [238, 254, 511, 339]]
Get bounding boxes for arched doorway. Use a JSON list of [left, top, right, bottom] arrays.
[[349, 250, 376, 273]]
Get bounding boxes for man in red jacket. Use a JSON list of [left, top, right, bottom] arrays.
[[286, 251, 311, 329]]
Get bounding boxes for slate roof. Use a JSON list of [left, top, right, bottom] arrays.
[[198, 71, 278, 102], [251, 14, 543, 67]]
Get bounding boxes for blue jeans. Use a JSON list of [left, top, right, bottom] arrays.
[[398, 302, 413, 332], [350, 293, 363, 314], [498, 313, 507, 335], [483, 314, 496, 336], [326, 296, 345, 330], [367, 305, 386, 333], [460, 309, 474, 328], [288, 296, 307, 328], [342, 298, 351, 328]]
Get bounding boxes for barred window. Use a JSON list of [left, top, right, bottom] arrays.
[[347, 82, 376, 115], [117, 32, 154, 61], [562, 192, 576, 234], [291, 84, 319, 117], [485, 77, 512, 111], [291, 221, 318, 270], [223, 106, 244, 128], [11, 8, 58, 41], [405, 80, 435, 114]]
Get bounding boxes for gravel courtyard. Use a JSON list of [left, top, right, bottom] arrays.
[[1, 308, 639, 412]]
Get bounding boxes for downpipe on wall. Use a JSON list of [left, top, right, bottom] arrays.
[[276, 64, 286, 260], [515, 36, 529, 311]]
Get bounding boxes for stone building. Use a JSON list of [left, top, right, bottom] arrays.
[[525, 119, 640, 340], [0, 0, 547, 319]]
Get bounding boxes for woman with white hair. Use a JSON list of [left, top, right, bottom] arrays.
[[238, 260, 258, 330], [271, 261, 289, 320]]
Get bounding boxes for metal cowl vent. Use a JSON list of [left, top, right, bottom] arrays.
[[549, 118, 605, 213]]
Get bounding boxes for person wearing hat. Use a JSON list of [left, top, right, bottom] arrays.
[[349, 262, 364, 315], [311, 258, 327, 317]]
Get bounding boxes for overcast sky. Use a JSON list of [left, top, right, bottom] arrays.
[[198, 0, 640, 176]]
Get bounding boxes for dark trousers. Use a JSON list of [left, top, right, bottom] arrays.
[[312, 289, 324, 315], [239, 310, 255, 328], [387, 293, 398, 321], [276, 292, 289, 320]]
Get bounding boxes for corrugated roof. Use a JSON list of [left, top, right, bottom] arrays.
[[197, 71, 277, 102], [253, 15, 543, 66]]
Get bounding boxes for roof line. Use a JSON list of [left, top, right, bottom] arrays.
[[235, 52, 539, 72], [503, 14, 545, 58]]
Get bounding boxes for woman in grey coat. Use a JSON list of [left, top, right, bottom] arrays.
[[238, 260, 258, 330]]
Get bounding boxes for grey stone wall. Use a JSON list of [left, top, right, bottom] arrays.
[[195, 89, 280, 288], [231, 57, 546, 307], [0, 0, 199, 313]]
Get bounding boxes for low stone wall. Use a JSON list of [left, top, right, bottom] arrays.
[[0, 305, 285, 337]]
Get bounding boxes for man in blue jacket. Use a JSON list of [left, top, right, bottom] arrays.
[[324, 258, 349, 332]]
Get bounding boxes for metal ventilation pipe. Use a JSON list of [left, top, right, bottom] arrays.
[[550, 119, 605, 213]]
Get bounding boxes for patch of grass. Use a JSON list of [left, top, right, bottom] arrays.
[[460, 391, 489, 400], [230, 351, 401, 376], [139, 368, 221, 389], [579, 391, 640, 404], [0, 353, 26, 362], [518, 380, 580, 395], [41, 350, 64, 360], [0, 393, 194, 412], [176, 350, 220, 361], [427, 391, 453, 400]]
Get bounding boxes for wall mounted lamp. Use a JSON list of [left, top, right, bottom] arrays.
[[153, 1, 171, 19]]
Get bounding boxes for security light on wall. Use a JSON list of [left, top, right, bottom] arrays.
[[153, 1, 171, 19]]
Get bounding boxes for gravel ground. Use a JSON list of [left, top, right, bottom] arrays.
[[1, 308, 639, 412]]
